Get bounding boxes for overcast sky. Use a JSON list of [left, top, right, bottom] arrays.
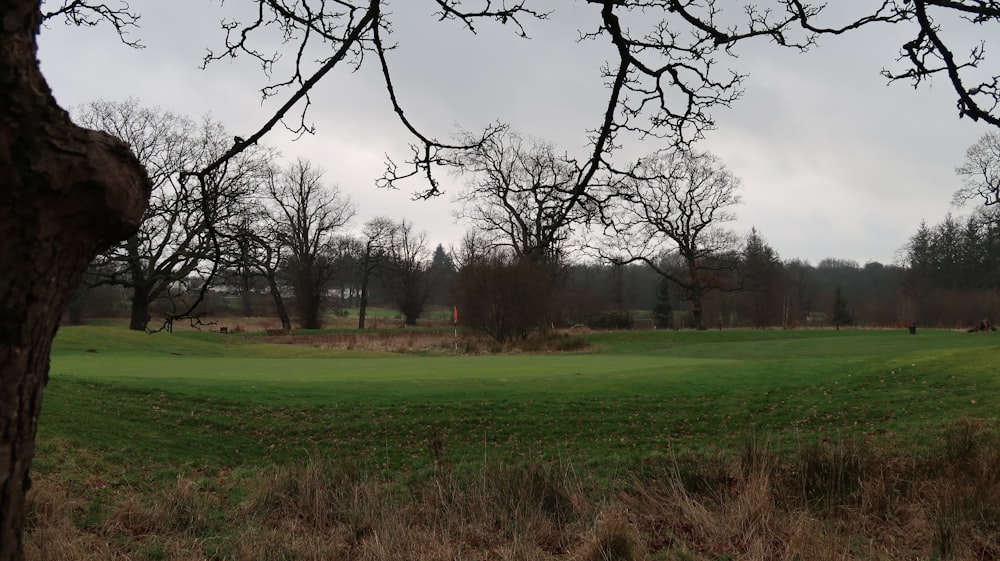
[[37, 1, 991, 265]]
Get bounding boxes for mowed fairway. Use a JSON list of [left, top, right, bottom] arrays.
[[41, 326, 999, 481]]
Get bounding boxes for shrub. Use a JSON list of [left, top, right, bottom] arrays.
[[452, 254, 556, 342], [584, 311, 634, 330]]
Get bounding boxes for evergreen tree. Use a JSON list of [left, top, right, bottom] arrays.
[[652, 276, 674, 329], [832, 285, 853, 330], [740, 227, 783, 327], [426, 244, 456, 306]]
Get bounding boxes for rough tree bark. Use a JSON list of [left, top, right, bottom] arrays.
[[0, 2, 149, 559]]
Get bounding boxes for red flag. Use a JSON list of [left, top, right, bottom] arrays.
[[453, 306, 458, 324]]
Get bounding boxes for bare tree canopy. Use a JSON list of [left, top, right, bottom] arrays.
[[43, 1, 1000, 198], [956, 131, 1000, 205], [383, 219, 431, 326], [606, 149, 743, 329], [266, 158, 355, 329], [189, 0, 1000, 198], [355, 216, 397, 329], [229, 208, 294, 330], [76, 99, 273, 331], [451, 128, 598, 262]]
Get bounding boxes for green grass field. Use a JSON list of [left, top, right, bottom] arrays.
[[27, 325, 1000, 560], [40, 325, 999, 483]]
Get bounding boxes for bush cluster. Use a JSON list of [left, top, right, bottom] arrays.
[[583, 311, 634, 330]]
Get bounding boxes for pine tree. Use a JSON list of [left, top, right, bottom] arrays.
[[652, 276, 674, 329], [832, 285, 853, 330], [426, 244, 456, 306]]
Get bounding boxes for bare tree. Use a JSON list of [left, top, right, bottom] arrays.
[[267, 158, 355, 329], [6, 0, 1000, 556], [382, 219, 431, 326], [956, 131, 1000, 206], [451, 128, 599, 264], [608, 150, 742, 329], [451, 247, 555, 342], [76, 99, 271, 331], [356, 217, 396, 329], [229, 210, 294, 329], [449, 129, 599, 329], [453, 229, 498, 270]]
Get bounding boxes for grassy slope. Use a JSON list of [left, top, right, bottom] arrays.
[[40, 326, 999, 484]]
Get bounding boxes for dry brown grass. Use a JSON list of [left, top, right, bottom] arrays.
[[182, 313, 452, 334], [25, 421, 1000, 560], [576, 504, 645, 561], [151, 314, 591, 354], [265, 330, 461, 353], [263, 330, 590, 354]]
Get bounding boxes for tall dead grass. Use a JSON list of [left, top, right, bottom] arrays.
[[268, 330, 460, 353], [266, 330, 589, 354], [25, 419, 1000, 560]]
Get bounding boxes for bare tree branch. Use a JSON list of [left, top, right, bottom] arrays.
[[41, 0, 143, 47], [879, 0, 1000, 127]]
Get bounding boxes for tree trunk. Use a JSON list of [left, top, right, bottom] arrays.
[[241, 291, 254, 317], [690, 292, 705, 330], [266, 275, 292, 330], [300, 283, 322, 329], [124, 235, 149, 331], [358, 267, 370, 330], [0, 3, 150, 559], [129, 286, 151, 331]]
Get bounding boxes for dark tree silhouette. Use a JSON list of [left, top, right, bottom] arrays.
[[740, 228, 785, 328], [832, 285, 853, 330], [355, 217, 397, 329], [76, 99, 271, 331], [267, 159, 354, 329], [450, 128, 597, 263], [426, 244, 457, 307], [382, 220, 431, 326], [452, 250, 554, 342], [229, 211, 293, 330], [955, 132, 1000, 206], [652, 275, 674, 329], [608, 150, 742, 329]]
